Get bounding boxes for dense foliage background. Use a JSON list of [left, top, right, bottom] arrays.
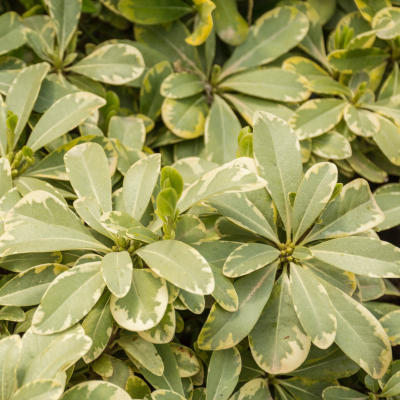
[[1, 0, 400, 399]]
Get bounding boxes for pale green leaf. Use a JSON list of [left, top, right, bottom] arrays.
[[101, 251, 132, 298], [82, 291, 113, 363], [229, 378, 272, 400], [220, 6, 309, 80], [6, 63, 50, 145], [26, 92, 106, 152], [137, 240, 214, 295], [62, 381, 131, 400], [199, 263, 277, 350], [344, 104, 380, 137], [223, 243, 280, 278], [219, 68, 310, 103], [322, 282, 391, 379], [290, 264, 337, 349], [0, 191, 108, 256], [303, 179, 384, 244], [253, 111, 303, 235], [11, 379, 63, 400], [0, 335, 21, 400], [67, 44, 145, 85], [293, 162, 338, 243], [45, 0, 81, 59], [111, 269, 168, 331], [249, 269, 311, 374], [290, 99, 348, 140], [311, 132, 352, 160], [0, 12, 26, 56], [161, 72, 205, 100], [322, 386, 367, 400], [0, 264, 69, 306], [170, 343, 200, 377], [205, 94, 241, 165], [207, 347, 241, 400], [65, 142, 112, 213], [109, 115, 146, 150], [123, 154, 161, 220], [311, 237, 400, 278]]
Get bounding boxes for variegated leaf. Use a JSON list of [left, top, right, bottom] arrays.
[[101, 251, 132, 298], [249, 269, 311, 374], [62, 381, 131, 400], [111, 269, 168, 331]]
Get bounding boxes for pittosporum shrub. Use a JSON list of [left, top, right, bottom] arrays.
[[1, 1, 400, 400]]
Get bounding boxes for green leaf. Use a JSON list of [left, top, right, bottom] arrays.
[[374, 183, 400, 231], [67, 44, 145, 85], [109, 115, 146, 150], [123, 154, 161, 220], [162, 95, 209, 139], [211, 0, 248, 46], [357, 275, 385, 301], [179, 289, 204, 314], [253, 111, 303, 236], [322, 386, 367, 400], [290, 264, 337, 349], [18, 324, 91, 385], [0, 264, 68, 306], [328, 48, 388, 74], [82, 291, 114, 363], [125, 375, 151, 399], [134, 343, 184, 396], [230, 378, 272, 400], [279, 377, 337, 400], [199, 263, 277, 350], [249, 269, 311, 374], [220, 6, 309, 80], [118, 0, 191, 24], [322, 282, 391, 379], [373, 114, 400, 167], [311, 132, 352, 160], [347, 147, 388, 184], [0, 306, 25, 321], [31, 261, 105, 334], [0, 158, 12, 199], [153, 162, 266, 232], [303, 179, 384, 244], [205, 192, 279, 245], [137, 240, 214, 295], [311, 236, 400, 278], [45, 0, 81, 60], [290, 99, 348, 140], [170, 343, 200, 377], [223, 93, 294, 126], [0, 335, 21, 400], [141, 61, 173, 121], [0, 252, 62, 273], [0, 12, 26, 56], [293, 162, 338, 243], [135, 22, 203, 75], [151, 390, 186, 400], [205, 94, 241, 165], [26, 92, 106, 152], [380, 310, 400, 345], [62, 381, 131, 400], [175, 215, 206, 244], [161, 72, 205, 100], [117, 333, 164, 376], [191, 241, 240, 312], [11, 380, 63, 400], [126, 226, 159, 244], [111, 269, 168, 331], [219, 68, 311, 103], [138, 303, 175, 344], [354, 0, 391, 22], [0, 191, 108, 256], [381, 370, 400, 396], [6, 63, 50, 146], [308, 77, 353, 98], [288, 346, 360, 380], [344, 104, 380, 137], [207, 347, 241, 400], [101, 251, 132, 298], [223, 243, 280, 278], [157, 188, 178, 217], [65, 142, 112, 213]]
